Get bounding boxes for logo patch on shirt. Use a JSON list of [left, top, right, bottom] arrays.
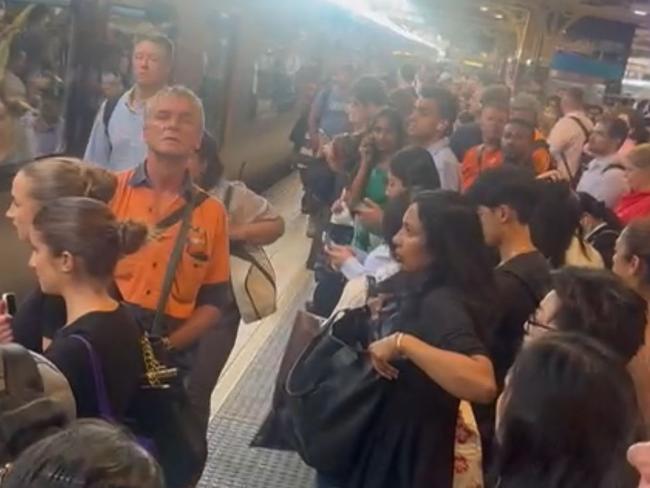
[[186, 227, 209, 262]]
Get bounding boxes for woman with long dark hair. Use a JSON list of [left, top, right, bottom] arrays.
[[328, 191, 497, 488], [495, 333, 640, 488], [346, 107, 406, 251], [578, 192, 623, 269]]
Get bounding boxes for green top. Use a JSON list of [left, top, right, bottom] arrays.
[[352, 167, 388, 252]]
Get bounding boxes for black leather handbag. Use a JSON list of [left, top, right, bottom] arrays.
[[251, 310, 324, 450], [284, 306, 387, 476]]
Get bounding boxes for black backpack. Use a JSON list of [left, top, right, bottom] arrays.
[[0, 345, 68, 464]]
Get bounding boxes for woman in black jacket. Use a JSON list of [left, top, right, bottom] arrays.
[[322, 191, 497, 488]]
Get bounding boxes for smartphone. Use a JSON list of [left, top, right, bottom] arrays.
[[2, 293, 16, 316], [322, 231, 333, 248]]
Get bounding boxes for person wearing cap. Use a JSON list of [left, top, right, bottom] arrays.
[[450, 85, 511, 161], [510, 93, 554, 175]]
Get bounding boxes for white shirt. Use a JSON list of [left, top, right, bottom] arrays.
[[427, 137, 460, 191], [548, 111, 594, 180]]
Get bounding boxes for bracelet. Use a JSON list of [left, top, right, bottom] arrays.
[[395, 333, 405, 355]]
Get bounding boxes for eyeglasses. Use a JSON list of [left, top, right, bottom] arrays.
[[523, 314, 555, 337]]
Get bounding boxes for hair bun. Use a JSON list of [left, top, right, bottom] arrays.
[[116, 220, 149, 256], [80, 165, 118, 203]]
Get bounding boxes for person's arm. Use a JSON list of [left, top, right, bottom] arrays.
[[83, 101, 111, 167], [168, 302, 223, 350], [547, 117, 572, 156], [228, 184, 285, 246], [345, 162, 372, 209], [369, 333, 496, 404], [230, 218, 284, 246]]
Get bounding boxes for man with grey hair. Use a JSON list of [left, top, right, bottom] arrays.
[[109, 86, 229, 476], [84, 34, 174, 171]]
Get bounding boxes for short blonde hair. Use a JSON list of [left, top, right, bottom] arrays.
[[145, 85, 205, 133], [134, 33, 175, 60], [628, 144, 650, 171]]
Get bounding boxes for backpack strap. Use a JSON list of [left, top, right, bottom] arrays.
[[224, 184, 234, 213], [569, 116, 591, 141], [102, 95, 122, 149], [602, 162, 625, 175], [70, 335, 114, 421]]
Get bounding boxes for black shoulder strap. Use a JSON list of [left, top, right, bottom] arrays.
[[569, 116, 591, 141], [102, 96, 121, 139], [154, 191, 209, 231], [224, 184, 234, 212], [151, 190, 209, 335]]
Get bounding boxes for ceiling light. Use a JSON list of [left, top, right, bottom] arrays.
[[494, 13, 504, 19], [480, 6, 489, 12], [634, 10, 648, 16]]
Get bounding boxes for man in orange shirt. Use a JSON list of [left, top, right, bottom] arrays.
[[460, 98, 509, 191], [109, 86, 230, 433]]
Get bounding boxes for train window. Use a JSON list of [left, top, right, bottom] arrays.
[[0, 2, 70, 178], [250, 45, 302, 119], [200, 11, 237, 146]]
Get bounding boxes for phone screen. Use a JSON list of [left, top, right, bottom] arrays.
[[2, 293, 16, 316]]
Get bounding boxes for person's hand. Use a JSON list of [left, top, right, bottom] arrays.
[[0, 301, 14, 345], [629, 442, 650, 487], [359, 135, 376, 165], [368, 334, 401, 380], [324, 243, 355, 269], [356, 198, 383, 230], [536, 169, 566, 182]]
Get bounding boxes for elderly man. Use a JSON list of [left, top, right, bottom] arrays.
[[109, 86, 230, 440]]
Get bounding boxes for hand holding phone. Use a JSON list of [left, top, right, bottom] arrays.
[[0, 293, 15, 344]]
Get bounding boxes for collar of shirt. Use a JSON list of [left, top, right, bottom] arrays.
[[586, 222, 609, 241], [128, 160, 194, 200], [125, 87, 145, 114], [427, 137, 451, 155]]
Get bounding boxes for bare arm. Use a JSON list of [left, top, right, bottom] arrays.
[[345, 157, 372, 208], [230, 216, 285, 246], [369, 332, 497, 404], [168, 304, 222, 350], [401, 334, 496, 404]]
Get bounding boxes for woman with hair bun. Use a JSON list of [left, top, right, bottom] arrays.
[[29, 197, 147, 419], [4, 157, 118, 352]]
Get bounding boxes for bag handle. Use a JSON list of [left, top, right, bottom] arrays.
[[151, 190, 206, 336], [70, 335, 114, 421]]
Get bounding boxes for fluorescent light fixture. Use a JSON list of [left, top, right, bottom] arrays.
[[323, 0, 445, 54], [634, 10, 647, 16], [480, 6, 489, 12], [494, 13, 504, 19]]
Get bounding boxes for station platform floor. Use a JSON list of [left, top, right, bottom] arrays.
[[199, 172, 317, 487]]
